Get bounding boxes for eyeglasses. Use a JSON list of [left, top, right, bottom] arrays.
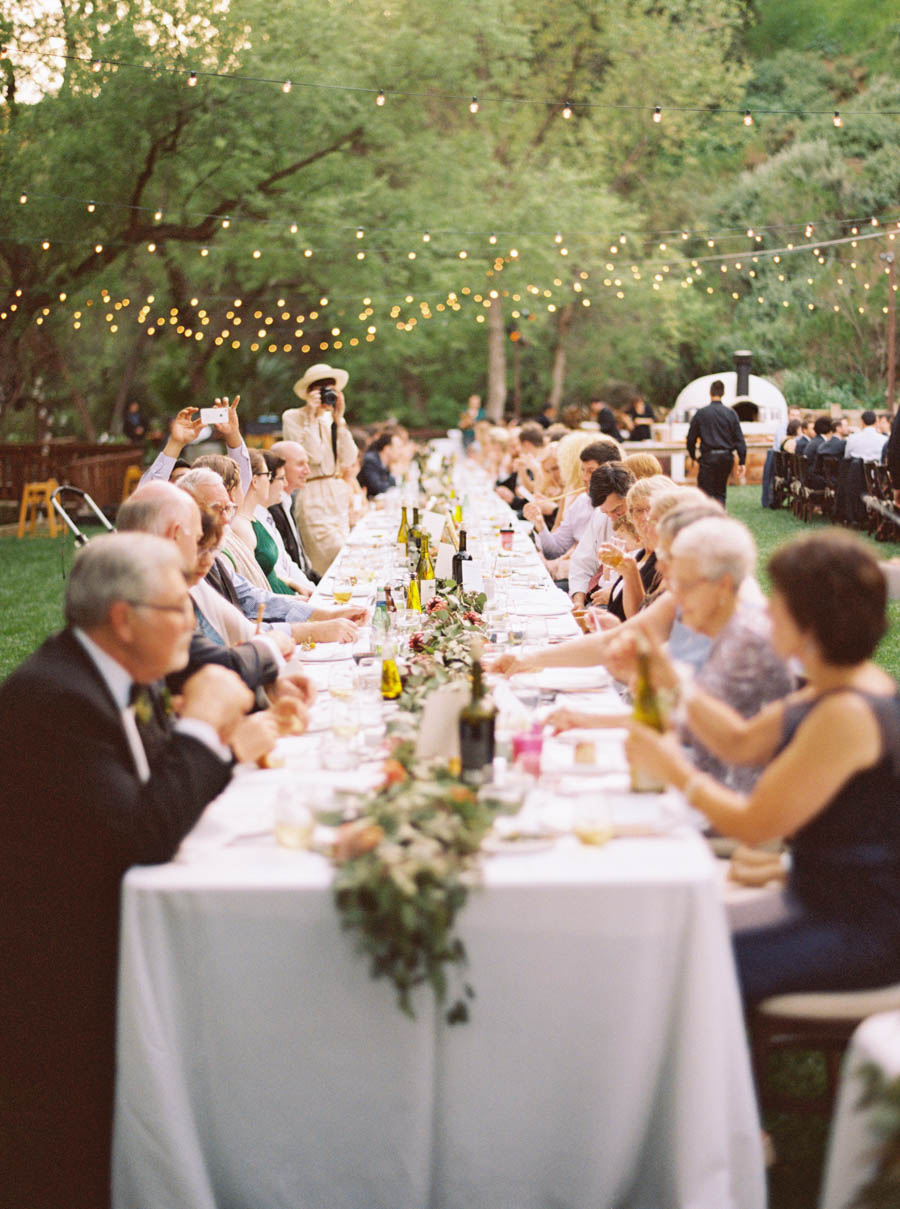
[[210, 502, 236, 517], [126, 597, 193, 617], [269, 473, 287, 483], [253, 470, 270, 479]]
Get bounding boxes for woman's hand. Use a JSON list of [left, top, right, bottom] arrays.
[[522, 501, 545, 531], [212, 395, 241, 446], [229, 712, 280, 764]]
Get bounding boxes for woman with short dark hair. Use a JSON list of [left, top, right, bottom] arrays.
[[626, 530, 900, 1004]]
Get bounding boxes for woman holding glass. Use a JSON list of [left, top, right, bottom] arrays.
[[626, 530, 900, 1003]]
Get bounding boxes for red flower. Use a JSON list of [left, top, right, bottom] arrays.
[[426, 598, 447, 614], [410, 631, 428, 652], [463, 610, 483, 625]]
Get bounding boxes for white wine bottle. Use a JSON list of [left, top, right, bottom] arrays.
[[630, 636, 666, 793]]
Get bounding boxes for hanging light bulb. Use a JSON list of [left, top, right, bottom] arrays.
[[743, 109, 753, 127], [154, 210, 162, 222], [422, 231, 431, 242], [554, 232, 563, 244], [282, 80, 292, 94], [376, 89, 385, 106], [805, 223, 814, 238], [562, 99, 573, 119], [833, 110, 843, 128], [356, 226, 365, 239], [489, 233, 498, 245], [652, 106, 662, 123], [87, 201, 96, 213], [290, 222, 298, 234], [469, 96, 479, 114], [18, 193, 27, 204], [188, 71, 198, 86]]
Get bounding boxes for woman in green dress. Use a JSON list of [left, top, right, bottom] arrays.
[[231, 449, 294, 594]]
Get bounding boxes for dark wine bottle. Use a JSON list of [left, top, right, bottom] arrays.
[[459, 635, 497, 785], [451, 527, 473, 588]]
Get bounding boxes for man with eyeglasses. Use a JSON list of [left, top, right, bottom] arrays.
[[0, 532, 278, 1209]]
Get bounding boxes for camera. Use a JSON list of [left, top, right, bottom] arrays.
[[318, 385, 338, 407]]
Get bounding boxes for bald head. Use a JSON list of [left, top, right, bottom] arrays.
[[269, 440, 309, 492], [117, 481, 202, 577]]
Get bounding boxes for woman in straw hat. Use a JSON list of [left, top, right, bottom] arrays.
[[281, 363, 359, 576]]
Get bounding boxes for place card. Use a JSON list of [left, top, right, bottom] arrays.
[[420, 510, 447, 546], [435, 542, 455, 579], [461, 560, 485, 593]]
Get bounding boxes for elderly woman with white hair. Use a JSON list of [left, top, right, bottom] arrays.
[[546, 515, 794, 794], [281, 363, 359, 577], [644, 516, 794, 791]]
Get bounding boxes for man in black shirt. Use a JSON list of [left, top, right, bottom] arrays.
[[686, 380, 747, 506]]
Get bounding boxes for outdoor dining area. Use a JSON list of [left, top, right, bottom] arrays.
[[102, 443, 899, 1209]]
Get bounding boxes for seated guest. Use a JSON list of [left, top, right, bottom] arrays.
[[622, 452, 664, 479], [116, 483, 315, 698], [358, 431, 398, 497], [571, 463, 636, 610], [140, 396, 251, 492], [267, 441, 319, 585], [844, 410, 888, 461], [793, 416, 815, 455], [496, 424, 545, 514], [0, 533, 277, 1209], [804, 415, 835, 466], [780, 419, 801, 453], [622, 394, 656, 441], [490, 490, 723, 680], [178, 463, 361, 644], [589, 396, 622, 442], [626, 531, 900, 1005], [256, 453, 295, 593], [592, 475, 671, 622], [524, 436, 621, 563]]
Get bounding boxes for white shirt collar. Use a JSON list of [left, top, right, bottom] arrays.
[[73, 628, 134, 711]]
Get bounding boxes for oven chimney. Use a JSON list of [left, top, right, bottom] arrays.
[[734, 350, 752, 397]]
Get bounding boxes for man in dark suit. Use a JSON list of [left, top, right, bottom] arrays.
[[0, 533, 276, 1209], [268, 439, 319, 585]]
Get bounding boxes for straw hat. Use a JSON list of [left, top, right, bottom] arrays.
[[292, 363, 349, 400]]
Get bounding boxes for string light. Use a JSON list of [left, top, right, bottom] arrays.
[[562, 100, 573, 120], [188, 71, 198, 87], [18, 193, 27, 204], [652, 106, 662, 123], [376, 89, 385, 106], [282, 80, 292, 94], [469, 96, 479, 114], [356, 227, 365, 239], [743, 109, 753, 127], [833, 111, 843, 128]]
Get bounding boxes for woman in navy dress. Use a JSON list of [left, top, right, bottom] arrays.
[[626, 530, 900, 1004]]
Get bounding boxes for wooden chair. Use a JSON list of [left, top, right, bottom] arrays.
[[17, 478, 60, 538], [820, 456, 841, 522], [793, 454, 827, 522], [750, 982, 900, 1117], [121, 463, 143, 502], [771, 450, 789, 510]]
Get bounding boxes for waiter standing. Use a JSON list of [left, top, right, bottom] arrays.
[[686, 379, 746, 506]]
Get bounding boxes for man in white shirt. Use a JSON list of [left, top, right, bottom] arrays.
[[523, 440, 621, 562], [268, 440, 318, 584], [844, 410, 888, 460]]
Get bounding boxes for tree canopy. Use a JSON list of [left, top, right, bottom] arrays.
[[1, 0, 898, 438]]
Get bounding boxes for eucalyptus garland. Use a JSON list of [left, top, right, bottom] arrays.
[[331, 746, 501, 1024]]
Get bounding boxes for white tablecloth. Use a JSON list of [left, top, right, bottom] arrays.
[[112, 477, 765, 1209], [820, 1011, 900, 1209], [113, 825, 763, 1209]]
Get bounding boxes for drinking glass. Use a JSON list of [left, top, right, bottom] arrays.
[[273, 785, 315, 849]]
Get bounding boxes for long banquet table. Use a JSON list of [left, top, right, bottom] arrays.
[[112, 461, 765, 1209]]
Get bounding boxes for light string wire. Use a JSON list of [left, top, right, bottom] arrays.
[[42, 51, 900, 120]]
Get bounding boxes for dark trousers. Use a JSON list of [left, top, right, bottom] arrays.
[[697, 451, 734, 506]]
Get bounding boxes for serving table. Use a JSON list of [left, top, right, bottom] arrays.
[[112, 472, 765, 1209]]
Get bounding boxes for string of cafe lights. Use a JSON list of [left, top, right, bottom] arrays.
[[10, 185, 900, 260], [46, 50, 900, 127], [5, 241, 896, 358]]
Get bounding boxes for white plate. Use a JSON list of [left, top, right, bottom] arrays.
[[295, 645, 357, 663], [482, 833, 557, 856]]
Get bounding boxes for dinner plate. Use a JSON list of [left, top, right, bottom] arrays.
[[295, 645, 357, 663], [481, 833, 557, 856]]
